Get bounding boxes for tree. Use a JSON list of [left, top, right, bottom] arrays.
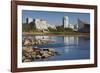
[[22, 22, 36, 32], [56, 26, 74, 32], [56, 26, 64, 32], [22, 23, 30, 32], [48, 27, 57, 32], [64, 28, 74, 32]]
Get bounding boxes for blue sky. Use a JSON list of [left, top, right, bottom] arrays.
[[22, 10, 90, 26]]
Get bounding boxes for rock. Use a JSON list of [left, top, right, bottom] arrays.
[[36, 55, 41, 59], [43, 49, 49, 51], [35, 50, 42, 55], [48, 51, 54, 56], [25, 53, 31, 58], [32, 42, 35, 45], [22, 46, 59, 62], [24, 59, 31, 62], [42, 51, 51, 58], [31, 52, 36, 57], [40, 50, 44, 54], [38, 40, 41, 45], [23, 46, 33, 53], [22, 56, 26, 62], [32, 47, 41, 51], [48, 48, 55, 52], [23, 38, 32, 46], [41, 56, 46, 59]]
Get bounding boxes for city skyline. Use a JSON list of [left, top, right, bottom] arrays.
[[22, 10, 90, 26]]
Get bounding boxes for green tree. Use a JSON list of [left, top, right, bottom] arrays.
[[56, 26, 64, 32], [22, 22, 36, 32], [48, 27, 56, 32], [64, 28, 74, 32]]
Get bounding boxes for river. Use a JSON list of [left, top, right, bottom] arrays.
[[22, 35, 90, 61]]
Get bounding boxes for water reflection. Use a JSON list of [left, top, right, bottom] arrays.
[[63, 36, 79, 45], [22, 35, 90, 61]]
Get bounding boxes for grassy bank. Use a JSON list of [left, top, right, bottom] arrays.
[[22, 32, 90, 36]]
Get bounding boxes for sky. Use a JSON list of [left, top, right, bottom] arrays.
[[22, 10, 90, 26]]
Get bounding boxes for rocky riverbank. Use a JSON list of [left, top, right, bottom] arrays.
[[22, 46, 59, 62], [22, 38, 53, 46]]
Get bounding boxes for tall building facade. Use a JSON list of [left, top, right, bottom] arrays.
[[78, 19, 90, 32], [26, 18, 56, 30], [63, 16, 69, 28], [34, 19, 48, 30], [26, 17, 33, 24]]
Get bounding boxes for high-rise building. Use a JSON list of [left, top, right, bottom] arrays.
[[34, 19, 56, 30], [25, 18, 56, 30], [34, 19, 48, 30], [78, 19, 90, 32], [26, 17, 33, 24], [63, 16, 69, 28]]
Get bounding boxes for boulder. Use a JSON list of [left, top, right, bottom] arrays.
[[42, 51, 51, 58], [36, 55, 41, 59], [22, 56, 26, 62], [48, 51, 54, 56], [22, 46, 59, 62], [48, 48, 55, 52], [23, 46, 33, 53], [24, 59, 31, 62], [23, 38, 32, 46]]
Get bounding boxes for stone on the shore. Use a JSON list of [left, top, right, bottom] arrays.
[[24, 59, 31, 62], [48, 48, 55, 52], [42, 51, 51, 58], [36, 55, 41, 59], [23, 46, 33, 53], [22, 56, 26, 62], [48, 51, 54, 56], [23, 38, 32, 46], [22, 46, 59, 62]]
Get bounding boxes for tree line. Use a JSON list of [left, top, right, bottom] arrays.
[[22, 23, 74, 32]]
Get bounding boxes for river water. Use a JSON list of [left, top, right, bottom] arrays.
[[23, 35, 90, 61]]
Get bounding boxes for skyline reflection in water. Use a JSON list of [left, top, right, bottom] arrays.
[[22, 35, 90, 61]]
